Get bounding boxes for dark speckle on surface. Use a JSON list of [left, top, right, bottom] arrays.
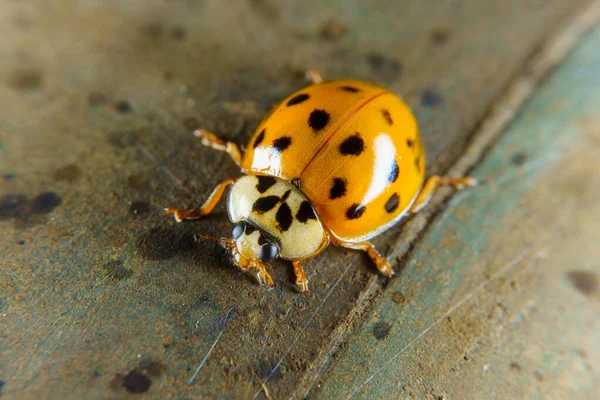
[[53, 164, 81, 182], [123, 371, 151, 393], [30, 192, 62, 213], [114, 101, 132, 114], [93, 371, 101, 378], [3, 173, 15, 181], [431, 28, 452, 46], [421, 89, 444, 107], [372, 321, 391, 340], [318, 19, 348, 41], [17, 240, 25, 245], [88, 91, 108, 106], [511, 152, 527, 166], [0, 380, 5, 393], [366, 53, 403, 82], [510, 362, 522, 372], [130, 201, 150, 215], [249, 0, 280, 21], [171, 26, 187, 40], [140, 22, 163, 40], [257, 359, 283, 381], [0, 194, 28, 220], [0, 192, 61, 223], [9, 69, 43, 91], [102, 259, 133, 280], [567, 270, 598, 296], [182, 116, 201, 130], [136, 227, 196, 260]]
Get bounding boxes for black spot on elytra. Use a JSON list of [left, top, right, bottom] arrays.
[[252, 196, 280, 213], [281, 189, 291, 202], [366, 53, 403, 81], [339, 133, 365, 155], [308, 109, 330, 132], [407, 138, 414, 148], [346, 203, 366, 219], [385, 193, 400, 213], [253, 129, 266, 148], [421, 89, 443, 107], [256, 175, 277, 193], [272, 136, 292, 152], [388, 160, 399, 183], [88, 92, 108, 106], [511, 152, 527, 166], [329, 178, 347, 199], [123, 371, 151, 393], [286, 93, 310, 106], [372, 321, 391, 339], [53, 164, 81, 182], [135, 227, 196, 260], [567, 271, 598, 296], [275, 203, 293, 232], [114, 100, 132, 114], [381, 109, 393, 125], [102, 259, 133, 280], [296, 201, 317, 223], [340, 86, 360, 93], [10, 69, 43, 91], [130, 201, 150, 215]]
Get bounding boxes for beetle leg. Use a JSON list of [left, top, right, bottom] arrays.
[[193, 129, 242, 167], [292, 260, 309, 292], [331, 238, 394, 278], [249, 260, 275, 288], [306, 68, 324, 84], [410, 176, 477, 213], [165, 178, 235, 222]]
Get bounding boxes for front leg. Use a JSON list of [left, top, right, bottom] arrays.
[[331, 237, 394, 278], [292, 260, 309, 292], [165, 178, 235, 222]]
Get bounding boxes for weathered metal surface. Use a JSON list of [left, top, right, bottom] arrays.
[[0, 0, 596, 399], [316, 20, 600, 400]]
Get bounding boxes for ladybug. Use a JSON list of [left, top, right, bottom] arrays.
[[166, 70, 475, 292]]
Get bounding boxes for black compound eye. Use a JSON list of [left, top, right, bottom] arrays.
[[259, 243, 278, 263], [231, 222, 245, 240]]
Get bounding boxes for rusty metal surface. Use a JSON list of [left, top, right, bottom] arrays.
[[0, 0, 595, 398]]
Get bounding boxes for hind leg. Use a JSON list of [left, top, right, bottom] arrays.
[[410, 176, 477, 213], [331, 238, 394, 278]]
